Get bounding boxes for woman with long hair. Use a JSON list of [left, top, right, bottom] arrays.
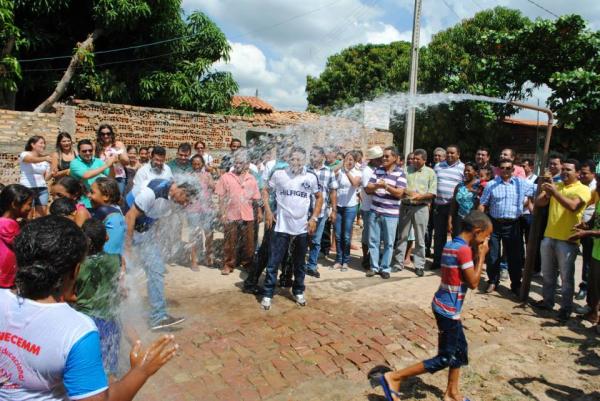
[[0, 215, 178, 401], [124, 145, 141, 196], [50, 131, 77, 179], [0, 184, 33, 288], [18, 135, 52, 217], [333, 151, 362, 271], [448, 162, 480, 236], [95, 124, 129, 195]]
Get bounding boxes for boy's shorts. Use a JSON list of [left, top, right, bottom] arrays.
[[92, 317, 122, 375], [423, 312, 468, 373]]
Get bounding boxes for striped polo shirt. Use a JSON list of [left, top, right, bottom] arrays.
[[368, 165, 407, 217], [432, 237, 473, 320], [434, 160, 465, 205]]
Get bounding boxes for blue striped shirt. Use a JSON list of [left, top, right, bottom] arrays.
[[369, 166, 407, 217], [479, 176, 534, 219], [435, 160, 465, 205]]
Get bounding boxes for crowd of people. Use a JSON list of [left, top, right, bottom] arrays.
[[1, 123, 599, 400]]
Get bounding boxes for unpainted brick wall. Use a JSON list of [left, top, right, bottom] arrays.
[[0, 100, 393, 185], [0, 109, 62, 184]]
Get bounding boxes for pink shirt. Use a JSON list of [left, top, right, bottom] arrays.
[[0, 218, 20, 288], [493, 164, 526, 179], [215, 172, 260, 222]]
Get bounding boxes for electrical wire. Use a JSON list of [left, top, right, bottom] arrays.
[[17, 0, 345, 63], [525, 0, 560, 19], [440, 0, 462, 21]]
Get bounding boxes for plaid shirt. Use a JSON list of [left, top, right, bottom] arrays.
[[480, 176, 534, 219], [307, 163, 338, 218]]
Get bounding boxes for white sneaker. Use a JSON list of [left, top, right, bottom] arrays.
[[261, 297, 272, 310], [295, 293, 307, 306]]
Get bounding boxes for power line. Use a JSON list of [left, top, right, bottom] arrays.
[[440, 0, 462, 21], [525, 0, 560, 18], [17, 0, 345, 64]]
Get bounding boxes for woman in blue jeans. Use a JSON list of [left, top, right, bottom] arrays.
[[334, 152, 362, 271]]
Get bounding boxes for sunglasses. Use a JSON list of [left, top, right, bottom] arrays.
[[499, 166, 512, 170], [100, 132, 111, 136], [80, 149, 94, 153]]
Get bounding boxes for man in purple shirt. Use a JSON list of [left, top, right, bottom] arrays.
[[365, 146, 407, 279]]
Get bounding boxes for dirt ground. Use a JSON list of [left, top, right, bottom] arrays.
[[126, 227, 600, 401]]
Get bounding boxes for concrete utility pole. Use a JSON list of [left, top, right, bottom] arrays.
[[403, 0, 422, 159]]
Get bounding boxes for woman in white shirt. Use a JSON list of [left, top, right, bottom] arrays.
[[19, 135, 52, 217], [333, 152, 362, 271]]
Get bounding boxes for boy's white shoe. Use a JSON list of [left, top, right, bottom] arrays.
[[295, 293, 307, 306], [261, 297, 272, 310]]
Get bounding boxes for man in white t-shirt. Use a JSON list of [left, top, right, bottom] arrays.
[[260, 147, 322, 310], [131, 146, 173, 196], [360, 146, 383, 270]]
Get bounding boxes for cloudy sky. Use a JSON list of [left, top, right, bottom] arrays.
[[182, 0, 600, 117]]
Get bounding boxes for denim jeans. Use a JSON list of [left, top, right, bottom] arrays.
[[541, 237, 578, 315], [486, 219, 523, 291], [132, 233, 168, 325], [305, 216, 328, 272], [244, 226, 273, 289], [263, 232, 308, 298], [433, 204, 453, 268], [368, 212, 399, 273], [361, 210, 371, 245], [335, 206, 358, 265]]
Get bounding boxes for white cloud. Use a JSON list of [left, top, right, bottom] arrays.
[[184, 0, 600, 111]]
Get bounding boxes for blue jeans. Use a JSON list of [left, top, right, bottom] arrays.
[[115, 177, 126, 196], [368, 212, 399, 273], [486, 219, 523, 291], [541, 237, 578, 315], [335, 206, 358, 265], [305, 216, 328, 272], [133, 234, 168, 325], [263, 232, 308, 298]]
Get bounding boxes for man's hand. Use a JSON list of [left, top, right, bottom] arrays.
[[541, 182, 557, 196], [308, 219, 317, 235], [130, 335, 178, 378], [447, 219, 453, 235], [329, 210, 336, 224], [376, 179, 386, 189], [568, 228, 589, 242], [265, 210, 274, 229], [105, 155, 117, 167]]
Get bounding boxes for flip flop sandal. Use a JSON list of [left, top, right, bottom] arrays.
[[367, 365, 401, 401]]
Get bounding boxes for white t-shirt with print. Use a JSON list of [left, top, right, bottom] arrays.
[[336, 168, 361, 208], [19, 152, 49, 188], [269, 168, 319, 235], [0, 289, 108, 401]]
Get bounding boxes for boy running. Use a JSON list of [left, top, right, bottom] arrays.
[[370, 210, 492, 401]]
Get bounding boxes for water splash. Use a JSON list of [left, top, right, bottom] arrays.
[[333, 92, 508, 129]]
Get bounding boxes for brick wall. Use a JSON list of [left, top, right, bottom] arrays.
[[0, 100, 393, 185], [0, 109, 63, 184]]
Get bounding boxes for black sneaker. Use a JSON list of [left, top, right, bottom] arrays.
[[151, 315, 185, 331], [530, 300, 552, 311], [305, 269, 320, 278], [242, 285, 259, 294], [557, 310, 570, 325], [415, 268, 424, 277], [576, 288, 587, 300], [380, 272, 390, 279]]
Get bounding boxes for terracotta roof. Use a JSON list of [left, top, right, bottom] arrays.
[[231, 96, 274, 113], [502, 117, 552, 127]]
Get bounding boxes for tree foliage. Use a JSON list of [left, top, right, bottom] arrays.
[[306, 41, 411, 113], [3, 0, 238, 113], [306, 7, 600, 158]]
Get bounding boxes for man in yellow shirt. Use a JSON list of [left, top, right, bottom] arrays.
[[532, 159, 591, 324]]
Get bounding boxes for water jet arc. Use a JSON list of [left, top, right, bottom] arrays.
[[508, 100, 554, 302]]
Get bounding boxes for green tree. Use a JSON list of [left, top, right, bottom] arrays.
[[306, 41, 412, 113], [5, 0, 238, 113]]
